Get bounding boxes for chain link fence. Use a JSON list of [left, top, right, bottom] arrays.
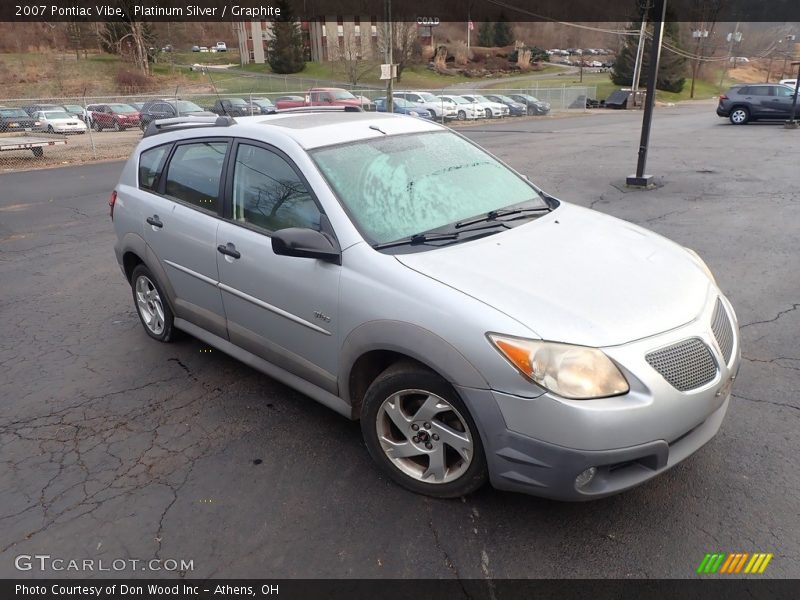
[[0, 85, 596, 172]]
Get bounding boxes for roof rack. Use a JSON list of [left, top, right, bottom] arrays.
[[274, 105, 364, 114], [143, 115, 235, 138]]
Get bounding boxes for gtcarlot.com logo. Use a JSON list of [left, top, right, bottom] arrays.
[[15, 554, 194, 572], [697, 552, 773, 574]]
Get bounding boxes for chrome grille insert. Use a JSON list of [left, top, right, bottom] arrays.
[[711, 298, 734, 365], [645, 338, 717, 391]]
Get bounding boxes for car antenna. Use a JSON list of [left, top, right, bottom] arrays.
[[206, 69, 229, 117], [369, 125, 386, 135]]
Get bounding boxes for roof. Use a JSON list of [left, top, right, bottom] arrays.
[[229, 111, 444, 149]]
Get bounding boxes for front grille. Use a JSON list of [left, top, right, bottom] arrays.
[[646, 338, 717, 391], [711, 298, 734, 365]]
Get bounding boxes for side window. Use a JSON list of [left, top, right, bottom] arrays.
[[750, 87, 770, 96], [138, 145, 170, 191], [164, 141, 227, 210], [231, 144, 321, 232], [774, 86, 793, 97]]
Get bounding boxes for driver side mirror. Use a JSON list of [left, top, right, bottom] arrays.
[[272, 228, 341, 265]]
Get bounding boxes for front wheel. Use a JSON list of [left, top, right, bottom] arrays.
[[113, 121, 122, 132], [457, 110, 466, 121], [729, 107, 750, 125], [93, 121, 102, 132], [360, 363, 488, 498], [485, 109, 494, 119], [47, 125, 54, 133], [131, 265, 175, 342]]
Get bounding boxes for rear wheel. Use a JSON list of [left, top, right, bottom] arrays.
[[486, 109, 494, 119], [93, 121, 102, 132], [457, 110, 466, 121], [729, 107, 750, 125], [360, 362, 488, 498], [47, 125, 54, 133], [113, 121, 122, 132], [131, 265, 175, 342]]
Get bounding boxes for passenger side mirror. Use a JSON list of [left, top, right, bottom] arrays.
[[272, 228, 341, 265]]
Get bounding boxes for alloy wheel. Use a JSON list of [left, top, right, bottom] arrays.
[[376, 389, 473, 484], [135, 275, 165, 335]]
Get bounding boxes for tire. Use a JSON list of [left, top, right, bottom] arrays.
[[47, 125, 54, 133], [360, 362, 488, 498], [729, 107, 749, 125], [457, 110, 466, 121], [93, 121, 102, 132], [131, 265, 175, 342], [113, 121, 122, 132], [485, 109, 494, 119]]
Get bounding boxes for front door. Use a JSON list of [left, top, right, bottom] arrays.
[[215, 140, 341, 393]]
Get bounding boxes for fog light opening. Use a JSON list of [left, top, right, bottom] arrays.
[[575, 467, 597, 489]]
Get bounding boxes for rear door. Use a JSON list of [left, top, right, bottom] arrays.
[[215, 140, 341, 393], [139, 138, 231, 339]]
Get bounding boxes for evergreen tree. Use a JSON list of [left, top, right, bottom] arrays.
[[268, 0, 305, 74], [611, 10, 686, 93], [477, 22, 494, 47], [493, 15, 513, 47]]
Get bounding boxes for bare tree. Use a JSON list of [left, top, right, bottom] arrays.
[[378, 21, 421, 82], [336, 32, 375, 86]]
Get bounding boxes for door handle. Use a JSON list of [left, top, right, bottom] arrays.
[[217, 243, 241, 259], [146, 215, 163, 228]]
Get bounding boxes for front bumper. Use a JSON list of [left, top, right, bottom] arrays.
[[457, 291, 741, 500]]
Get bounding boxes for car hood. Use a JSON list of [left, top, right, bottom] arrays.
[[395, 203, 712, 347]]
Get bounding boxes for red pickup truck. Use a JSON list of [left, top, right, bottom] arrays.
[[274, 88, 366, 110]]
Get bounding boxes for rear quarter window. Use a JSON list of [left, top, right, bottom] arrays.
[[138, 144, 170, 191]]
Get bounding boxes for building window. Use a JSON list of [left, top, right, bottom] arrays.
[[337, 24, 343, 37], [249, 51, 255, 62], [354, 25, 360, 36], [371, 24, 377, 37]]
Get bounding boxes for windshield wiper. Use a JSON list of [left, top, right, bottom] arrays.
[[372, 232, 460, 250], [455, 206, 550, 229]]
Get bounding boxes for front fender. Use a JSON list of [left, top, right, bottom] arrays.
[[338, 320, 490, 409]]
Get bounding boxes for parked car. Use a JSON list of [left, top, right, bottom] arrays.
[[374, 97, 433, 119], [483, 94, 528, 116], [508, 93, 551, 115], [22, 103, 62, 117], [86, 103, 141, 130], [61, 104, 85, 118], [0, 106, 40, 132], [717, 84, 799, 124], [32, 109, 87, 134], [779, 78, 798, 88], [249, 98, 277, 114], [215, 42, 227, 52], [436, 95, 485, 120], [392, 91, 457, 121], [275, 88, 363, 110], [459, 94, 509, 118], [128, 101, 147, 111], [191, 45, 200, 52], [207, 98, 257, 117], [112, 110, 740, 500], [139, 99, 215, 129]]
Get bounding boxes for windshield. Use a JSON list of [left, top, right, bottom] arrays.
[[63, 105, 83, 112], [494, 95, 514, 103], [254, 98, 274, 106], [473, 95, 492, 103], [418, 92, 439, 102], [387, 98, 413, 108], [42, 111, 71, 119], [176, 101, 204, 112], [227, 99, 248, 106], [0, 109, 29, 117], [333, 90, 356, 100], [445, 96, 467, 104], [109, 104, 137, 113], [311, 131, 545, 245]]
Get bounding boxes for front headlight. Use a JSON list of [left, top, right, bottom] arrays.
[[488, 335, 629, 399], [409, 111, 419, 116], [684, 247, 716, 285]]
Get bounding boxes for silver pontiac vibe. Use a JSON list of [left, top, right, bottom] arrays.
[[112, 111, 740, 500]]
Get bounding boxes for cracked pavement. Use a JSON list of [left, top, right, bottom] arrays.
[[1, 103, 798, 579]]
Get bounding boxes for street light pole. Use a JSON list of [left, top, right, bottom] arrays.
[[626, 0, 666, 188], [385, 0, 393, 112], [785, 61, 800, 129]]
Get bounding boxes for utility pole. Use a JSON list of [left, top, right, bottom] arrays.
[[719, 21, 740, 89], [785, 61, 800, 129], [631, 15, 648, 106], [385, 0, 393, 112], [626, 0, 667, 188]]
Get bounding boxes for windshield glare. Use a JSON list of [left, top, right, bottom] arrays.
[[443, 96, 466, 104], [176, 101, 203, 112], [333, 91, 356, 100], [109, 104, 137, 113], [419, 93, 439, 102], [43, 112, 71, 119], [312, 131, 544, 245]]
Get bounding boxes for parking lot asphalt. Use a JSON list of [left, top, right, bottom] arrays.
[[1, 103, 798, 579]]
